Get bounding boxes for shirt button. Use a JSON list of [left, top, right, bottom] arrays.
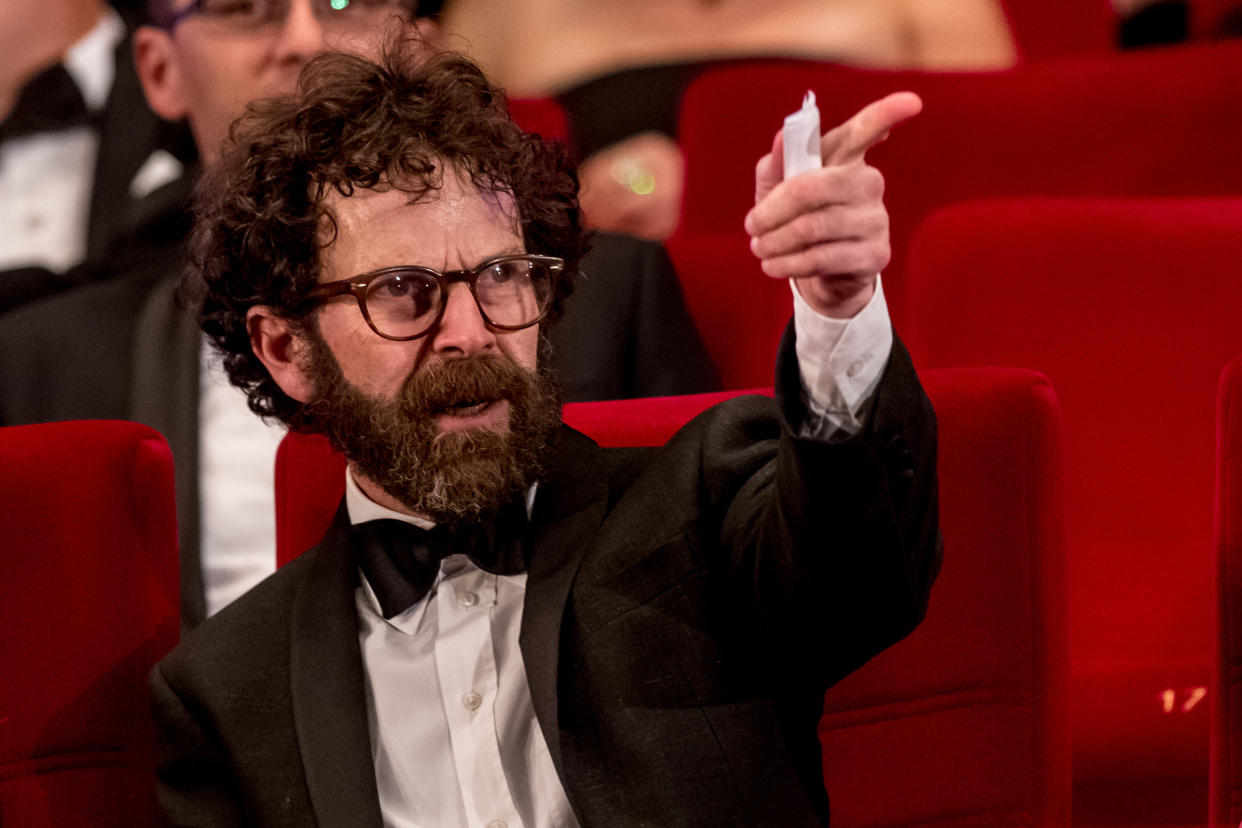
[[486, 821, 507, 828], [457, 590, 479, 608], [462, 691, 483, 710], [847, 359, 864, 378]]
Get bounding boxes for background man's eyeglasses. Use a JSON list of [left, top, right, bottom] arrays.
[[163, 0, 417, 34], [304, 254, 562, 341]]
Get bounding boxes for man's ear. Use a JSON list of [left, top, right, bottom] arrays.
[[133, 25, 190, 122], [248, 307, 315, 404]]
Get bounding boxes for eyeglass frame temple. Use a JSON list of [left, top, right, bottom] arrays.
[[160, 0, 420, 31], [161, 0, 206, 30]]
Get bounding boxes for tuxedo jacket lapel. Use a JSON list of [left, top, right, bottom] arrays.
[[520, 426, 610, 777], [130, 278, 204, 627], [86, 33, 173, 261], [282, 439, 610, 826], [289, 506, 385, 828]]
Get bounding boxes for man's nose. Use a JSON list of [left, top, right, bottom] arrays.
[[271, 0, 332, 65], [429, 283, 498, 358]]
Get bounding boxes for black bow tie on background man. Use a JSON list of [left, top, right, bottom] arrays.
[[352, 497, 531, 619], [0, 62, 95, 143]]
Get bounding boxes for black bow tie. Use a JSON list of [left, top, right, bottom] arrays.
[[0, 62, 95, 143], [353, 499, 530, 619]]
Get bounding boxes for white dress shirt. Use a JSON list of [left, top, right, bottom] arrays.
[[351, 277, 892, 827], [0, 11, 122, 273], [198, 340, 287, 617]]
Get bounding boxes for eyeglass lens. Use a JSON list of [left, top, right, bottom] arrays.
[[190, 0, 413, 31], [363, 258, 553, 339]]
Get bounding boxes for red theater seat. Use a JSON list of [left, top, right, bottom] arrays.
[[664, 232, 785, 390], [275, 372, 1070, 824], [905, 196, 1242, 822], [275, 430, 345, 568], [0, 420, 180, 828], [675, 42, 1242, 330], [1212, 355, 1242, 827], [998, 0, 1116, 58], [508, 96, 569, 144], [822, 366, 1069, 826], [1189, 0, 1242, 38]]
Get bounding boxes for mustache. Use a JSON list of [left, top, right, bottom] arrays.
[[400, 354, 533, 417]]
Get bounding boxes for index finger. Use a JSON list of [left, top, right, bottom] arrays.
[[821, 91, 923, 166]]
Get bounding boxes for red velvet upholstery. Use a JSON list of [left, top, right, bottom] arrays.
[[274, 371, 1070, 824], [275, 430, 347, 569], [508, 97, 569, 144], [562, 387, 771, 446], [1212, 355, 1242, 827], [821, 366, 1069, 827], [0, 420, 179, 828], [1189, 0, 1242, 38], [997, 0, 1116, 58], [905, 196, 1242, 821], [675, 42, 1242, 331], [664, 232, 787, 390]]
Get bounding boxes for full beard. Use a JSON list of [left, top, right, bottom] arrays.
[[299, 332, 562, 527]]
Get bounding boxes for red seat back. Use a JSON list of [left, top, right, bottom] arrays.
[[676, 43, 1242, 330], [1189, 0, 1242, 37], [0, 420, 179, 827], [664, 232, 785, 390], [997, 0, 1116, 58], [905, 196, 1242, 821], [508, 96, 570, 144], [275, 430, 346, 568]]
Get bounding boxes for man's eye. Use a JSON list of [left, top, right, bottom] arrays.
[[381, 276, 412, 297], [487, 261, 528, 284], [201, 0, 264, 17], [377, 274, 438, 315]]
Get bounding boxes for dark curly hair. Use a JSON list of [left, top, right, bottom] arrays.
[[190, 36, 585, 426]]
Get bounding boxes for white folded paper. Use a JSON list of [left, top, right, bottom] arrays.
[[782, 90, 822, 180]]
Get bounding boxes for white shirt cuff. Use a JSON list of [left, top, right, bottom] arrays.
[[791, 275, 893, 439]]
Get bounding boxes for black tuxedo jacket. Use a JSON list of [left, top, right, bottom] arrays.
[[150, 331, 940, 827], [0, 31, 194, 313], [0, 233, 718, 628]]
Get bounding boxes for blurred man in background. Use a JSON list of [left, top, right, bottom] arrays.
[[0, 0, 188, 311]]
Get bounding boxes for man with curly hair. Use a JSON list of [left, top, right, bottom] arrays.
[[0, 0, 716, 631], [151, 41, 939, 827]]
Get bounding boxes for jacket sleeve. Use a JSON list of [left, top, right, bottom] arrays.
[[149, 662, 247, 827], [716, 323, 941, 690]]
